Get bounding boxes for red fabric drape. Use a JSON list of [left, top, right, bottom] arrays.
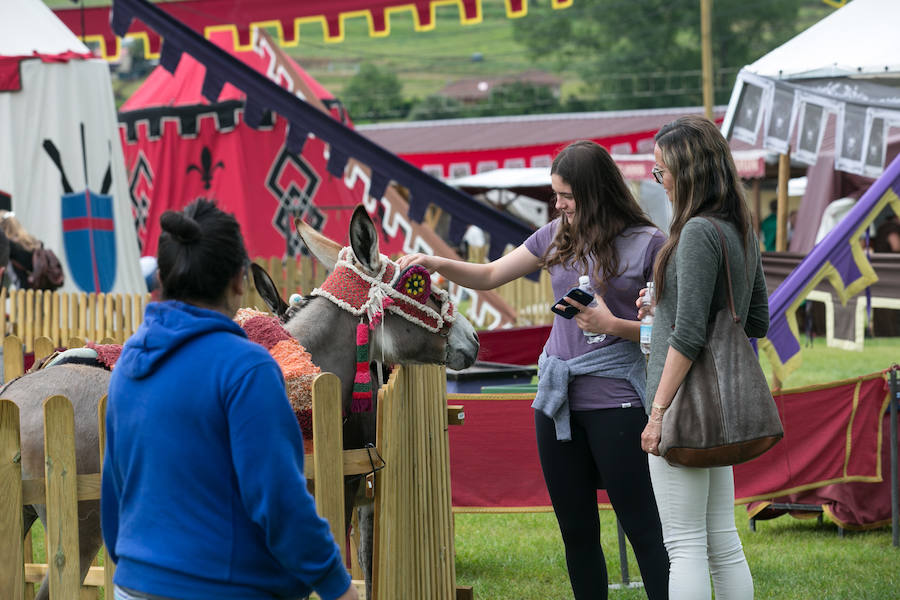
[[449, 373, 892, 528], [475, 325, 549, 366]]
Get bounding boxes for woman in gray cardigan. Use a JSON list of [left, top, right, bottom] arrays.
[[640, 116, 769, 599]]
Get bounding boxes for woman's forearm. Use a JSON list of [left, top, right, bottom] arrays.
[[421, 245, 540, 290], [427, 256, 499, 290], [652, 346, 694, 409]]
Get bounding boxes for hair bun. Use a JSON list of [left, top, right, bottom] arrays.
[[160, 210, 201, 244]]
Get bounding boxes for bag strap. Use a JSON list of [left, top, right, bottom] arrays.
[[706, 218, 740, 324]]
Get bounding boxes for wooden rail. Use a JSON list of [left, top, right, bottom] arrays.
[[0, 340, 352, 599]]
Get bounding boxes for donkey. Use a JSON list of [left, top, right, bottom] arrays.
[[10, 204, 478, 599], [251, 205, 479, 594]]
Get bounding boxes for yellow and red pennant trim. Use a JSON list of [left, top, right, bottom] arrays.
[[54, 0, 573, 61]]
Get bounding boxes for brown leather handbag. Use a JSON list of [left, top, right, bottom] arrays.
[[659, 220, 783, 468]]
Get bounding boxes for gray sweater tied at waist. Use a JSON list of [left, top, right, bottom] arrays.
[[532, 342, 647, 441]]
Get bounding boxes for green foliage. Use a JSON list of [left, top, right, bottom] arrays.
[[406, 94, 465, 121], [511, 0, 834, 110], [341, 63, 408, 121], [407, 81, 565, 121], [471, 81, 563, 117]]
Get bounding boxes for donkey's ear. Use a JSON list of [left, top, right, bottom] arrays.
[[349, 205, 380, 273], [250, 263, 290, 320], [295, 217, 341, 271]]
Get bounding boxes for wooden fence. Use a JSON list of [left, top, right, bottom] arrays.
[[0, 289, 152, 353], [0, 339, 468, 600], [242, 255, 330, 313], [0, 336, 361, 599]]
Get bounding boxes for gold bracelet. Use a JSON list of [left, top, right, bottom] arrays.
[[651, 402, 668, 412]]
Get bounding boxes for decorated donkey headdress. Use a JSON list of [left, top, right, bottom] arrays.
[[254, 206, 466, 413]]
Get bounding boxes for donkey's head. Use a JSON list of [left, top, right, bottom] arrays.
[[253, 205, 478, 371]]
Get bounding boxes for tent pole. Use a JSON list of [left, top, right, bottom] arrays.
[[752, 178, 761, 235], [776, 151, 790, 251], [701, 0, 714, 120]]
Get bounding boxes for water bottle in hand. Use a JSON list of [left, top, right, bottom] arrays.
[[578, 275, 606, 344], [640, 281, 654, 355]]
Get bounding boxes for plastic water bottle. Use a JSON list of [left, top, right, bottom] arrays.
[[578, 275, 606, 345], [640, 281, 654, 355]]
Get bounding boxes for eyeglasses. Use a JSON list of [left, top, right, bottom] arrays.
[[651, 166, 667, 185]]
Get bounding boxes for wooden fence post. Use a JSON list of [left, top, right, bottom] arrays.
[[312, 373, 346, 563], [98, 395, 115, 594], [34, 337, 55, 365], [24, 289, 34, 353], [15, 289, 25, 340], [43, 395, 81, 598], [60, 293, 70, 348], [0, 399, 25, 598], [4, 335, 23, 383], [94, 294, 105, 344], [374, 364, 456, 599]]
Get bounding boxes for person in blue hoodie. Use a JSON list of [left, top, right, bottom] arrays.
[[102, 199, 357, 600]]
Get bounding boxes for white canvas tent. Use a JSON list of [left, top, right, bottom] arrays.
[[0, 0, 145, 294], [740, 0, 900, 80], [721, 0, 900, 252]]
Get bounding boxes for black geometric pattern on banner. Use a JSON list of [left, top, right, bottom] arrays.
[[128, 153, 154, 251], [266, 147, 323, 257], [118, 100, 275, 142]]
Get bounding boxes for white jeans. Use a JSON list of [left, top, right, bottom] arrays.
[[648, 455, 753, 599]]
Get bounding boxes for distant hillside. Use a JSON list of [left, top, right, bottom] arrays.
[[285, 2, 581, 105]]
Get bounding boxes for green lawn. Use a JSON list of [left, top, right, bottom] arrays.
[[455, 506, 900, 600], [760, 335, 898, 390]]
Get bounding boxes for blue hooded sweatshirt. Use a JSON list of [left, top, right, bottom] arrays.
[[101, 301, 350, 600]]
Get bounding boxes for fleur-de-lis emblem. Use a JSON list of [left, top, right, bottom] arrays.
[[186, 147, 225, 190]]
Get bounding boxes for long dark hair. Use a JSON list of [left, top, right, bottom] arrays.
[[541, 140, 655, 288], [157, 199, 248, 304], [652, 116, 751, 300]]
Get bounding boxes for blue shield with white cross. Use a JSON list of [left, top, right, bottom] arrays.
[[62, 189, 117, 293]]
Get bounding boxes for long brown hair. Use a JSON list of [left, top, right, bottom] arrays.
[[541, 140, 655, 287], [652, 116, 751, 300]]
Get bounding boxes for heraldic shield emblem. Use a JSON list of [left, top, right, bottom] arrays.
[[62, 189, 117, 293]]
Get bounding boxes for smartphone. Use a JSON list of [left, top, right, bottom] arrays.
[[550, 286, 594, 319]]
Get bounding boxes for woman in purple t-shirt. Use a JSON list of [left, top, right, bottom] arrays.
[[397, 140, 669, 599]]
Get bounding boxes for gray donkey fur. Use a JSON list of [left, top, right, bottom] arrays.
[[251, 207, 479, 597], [13, 206, 478, 599], [10, 363, 111, 600]]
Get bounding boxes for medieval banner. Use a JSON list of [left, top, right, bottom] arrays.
[[55, 0, 573, 60]]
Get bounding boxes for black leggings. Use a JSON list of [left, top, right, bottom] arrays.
[[535, 407, 669, 600]]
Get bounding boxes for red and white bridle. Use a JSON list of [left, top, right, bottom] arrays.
[[311, 246, 456, 337]]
